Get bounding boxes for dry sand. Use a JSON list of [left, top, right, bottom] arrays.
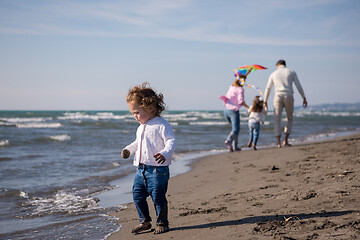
[[108, 134, 360, 239]]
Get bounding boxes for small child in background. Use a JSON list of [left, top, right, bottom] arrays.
[[121, 82, 176, 235], [247, 96, 267, 150]]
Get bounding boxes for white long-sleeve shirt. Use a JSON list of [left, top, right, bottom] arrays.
[[264, 65, 306, 102], [125, 116, 176, 167], [248, 107, 267, 123]]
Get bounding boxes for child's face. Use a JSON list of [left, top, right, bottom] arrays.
[[128, 101, 156, 124]]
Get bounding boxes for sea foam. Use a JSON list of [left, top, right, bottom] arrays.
[[49, 134, 71, 141], [0, 117, 52, 123], [58, 112, 126, 121], [16, 123, 62, 128], [0, 140, 9, 147], [23, 190, 99, 216]]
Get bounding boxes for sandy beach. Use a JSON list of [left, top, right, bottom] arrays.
[[108, 134, 360, 239]]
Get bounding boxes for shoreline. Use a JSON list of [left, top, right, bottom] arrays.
[[95, 149, 228, 209], [107, 133, 360, 239], [96, 130, 359, 209]]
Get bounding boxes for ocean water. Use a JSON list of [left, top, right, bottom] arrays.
[[0, 109, 359, 239]]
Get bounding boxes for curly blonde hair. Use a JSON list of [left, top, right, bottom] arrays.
[[126, 82, 166, 116]]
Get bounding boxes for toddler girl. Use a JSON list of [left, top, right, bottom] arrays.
[[121, 83, 176, 234], [247, 96, 267, 150]]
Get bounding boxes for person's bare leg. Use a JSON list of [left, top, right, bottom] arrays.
[[276, 136, 281, 148], [283, 133, 292, 146]]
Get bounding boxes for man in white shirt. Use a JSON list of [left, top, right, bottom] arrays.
[[264, 60, 308, 148]]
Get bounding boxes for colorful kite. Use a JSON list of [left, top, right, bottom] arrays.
[[233, 64, 267, 97], [234, 64, 267, 78]]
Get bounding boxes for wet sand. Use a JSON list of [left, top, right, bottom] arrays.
[[108, 134, 360, 239]]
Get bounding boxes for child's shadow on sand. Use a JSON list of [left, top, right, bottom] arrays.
[[170, 210, 357, 232]]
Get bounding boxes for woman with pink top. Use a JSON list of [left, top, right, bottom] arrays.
[[220, 75, 249, 151]]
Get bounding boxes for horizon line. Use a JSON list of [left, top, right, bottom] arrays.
[[0, 102, 359, 112]]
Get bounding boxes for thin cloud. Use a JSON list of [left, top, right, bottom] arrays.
[[0, 0, 359, 47]]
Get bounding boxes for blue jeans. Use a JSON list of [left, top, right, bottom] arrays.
[[224, 109, 240, 135], [133, 164, 170, 226], [224, 109, 240, 149], [248, 121, 260, 145]]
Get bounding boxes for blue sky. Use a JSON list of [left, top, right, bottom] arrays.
[[1, 0, 359, 110]]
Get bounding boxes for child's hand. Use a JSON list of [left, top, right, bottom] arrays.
[[154, 153, 166, 164], [121, 149, 130, 159]]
